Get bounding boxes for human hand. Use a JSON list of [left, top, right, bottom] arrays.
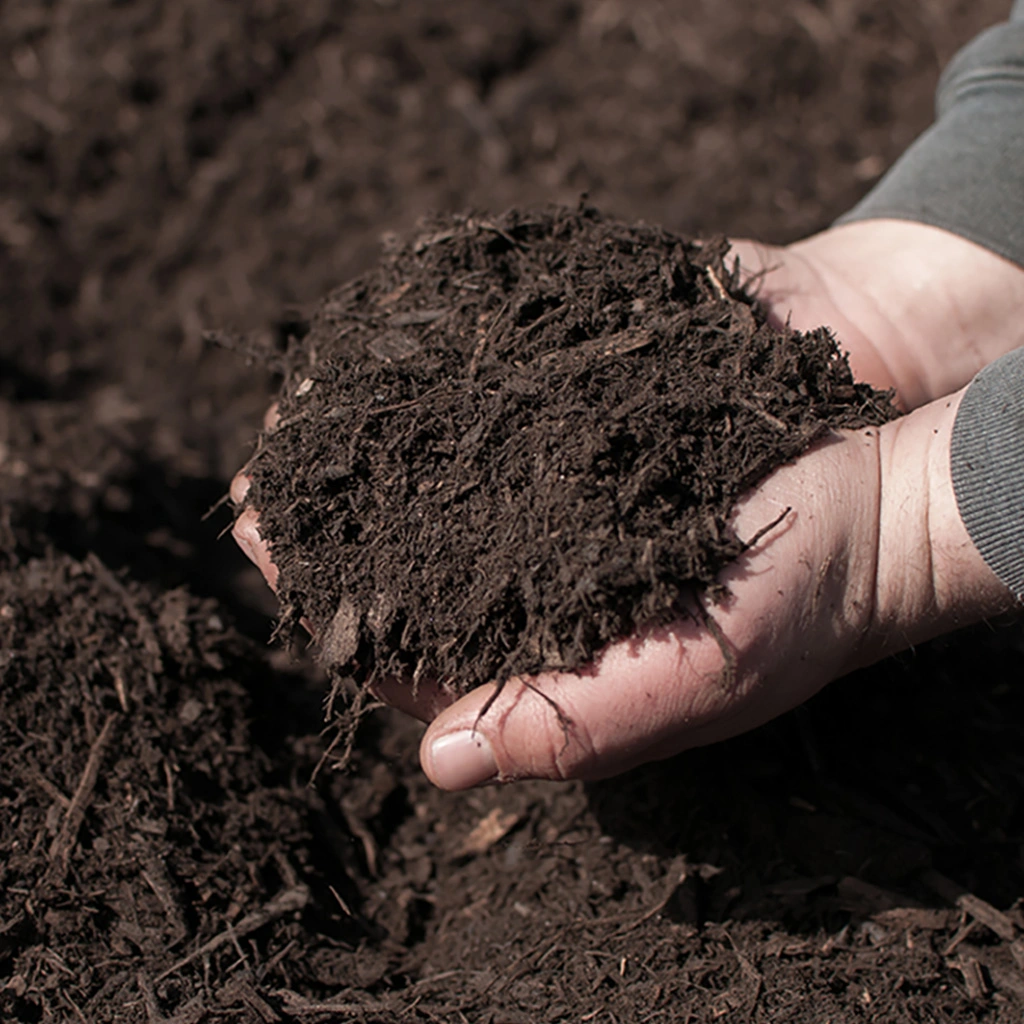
[[417, 388, 1014, 787], [729, 219, 1024, 410], [232, 219, 1024, 788]]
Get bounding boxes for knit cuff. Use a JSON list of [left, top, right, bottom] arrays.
[[951, 347, 1024, 600]]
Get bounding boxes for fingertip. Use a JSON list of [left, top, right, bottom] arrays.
[[231, 508, 280, 591], [230, 471, 251, 505], [421, 726, 498, 790], [231, 507, 259, 559]]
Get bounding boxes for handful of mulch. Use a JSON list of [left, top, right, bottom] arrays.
[[244, 205, 895, 709]]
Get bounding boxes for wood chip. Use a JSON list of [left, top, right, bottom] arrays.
[[319, 599, 361, 667], [836, 876, 922, 916], [958, 893, 1017, 942], [156, 885, 310, 982], [455, 807, 521, 858], [273, 990, 373, 1019], [922, 870, 1016, 941], [376, 282, 412, 307], [389, 308, 448, 327], [367, 330, 422, 362], [536, 329, 652, 369], [951, 955, 988, 1000], [874, 907, 953, 932], [48, 713, 120, 881]]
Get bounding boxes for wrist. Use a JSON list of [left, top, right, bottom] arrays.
[[870, 388, 1016, 659]]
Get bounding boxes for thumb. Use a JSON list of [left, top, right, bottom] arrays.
[[418, 622, 760, 790]]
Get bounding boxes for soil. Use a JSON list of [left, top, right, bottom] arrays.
[[2, 1, 1023, 1022], [247, 207, 894, 707]]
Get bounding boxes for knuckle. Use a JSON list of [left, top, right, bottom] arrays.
[[494, 682, 600, 783]]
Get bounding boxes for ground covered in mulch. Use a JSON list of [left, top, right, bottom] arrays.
[[3, 2, 1023, 1022]]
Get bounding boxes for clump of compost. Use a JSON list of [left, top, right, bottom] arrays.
[[246, 204, 895, 704]]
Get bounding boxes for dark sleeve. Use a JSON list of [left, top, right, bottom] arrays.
[[837, 0, 1024, 268], [951, 346, 1024, 601]]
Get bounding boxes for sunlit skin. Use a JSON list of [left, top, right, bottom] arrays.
[[233, 219, 1024, 790]]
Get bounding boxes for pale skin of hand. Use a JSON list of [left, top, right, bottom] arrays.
[[233, 218, 1024, 790]]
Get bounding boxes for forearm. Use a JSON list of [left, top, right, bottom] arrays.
[[855, 375, 1018, 668]]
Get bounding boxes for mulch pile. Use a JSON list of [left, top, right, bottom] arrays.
[[248, 206, 893, 704], [0, 554, 319, 1022]]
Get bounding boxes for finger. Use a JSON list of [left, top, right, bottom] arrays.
[[727, 237, 808, 332], [232, 508, 280, 592], [230, 470, 251, 505], [419, 622, 740, 790], [231, 403, 281, 505], [369, 675, 460, 724]]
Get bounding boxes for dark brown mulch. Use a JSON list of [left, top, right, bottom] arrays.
[[248, 206, 893, 702], [2, 1, 1022, 1021], [0, 553, 326, 1024]]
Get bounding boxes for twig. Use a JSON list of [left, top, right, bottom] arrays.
[[613, 860, 690, 936], [739, 506, 792, 553], [516, 300, 566, 340], [137, 972, 166, 1024], [113, 667, 130, 712], [478, 219, 523, 250], [705, 265, 729, 301], [272, 990, 374, 1019], [468, 299, 510, 379], [155, 885, 311, 982], [339, 801, 380, 877], [49, 713, 120, 881], [942, 917, 978, 957], [328, 885, 353, 918], [472, 674, 574, 762], [87, 555, 164, 673], [257, 938, 298, 982], [736, 397, 789, 433], [24, 767, 71, 808], [363, 383, 446, 418], [62, 992, 90, 1024], [695, 599, 736, 689], [201, 490, 232, 522]]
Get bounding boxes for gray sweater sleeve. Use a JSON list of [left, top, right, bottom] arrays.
[[843, 4, 1024, 600], [952, 348, 1024, 601], [838, 0, 1024, 268]]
